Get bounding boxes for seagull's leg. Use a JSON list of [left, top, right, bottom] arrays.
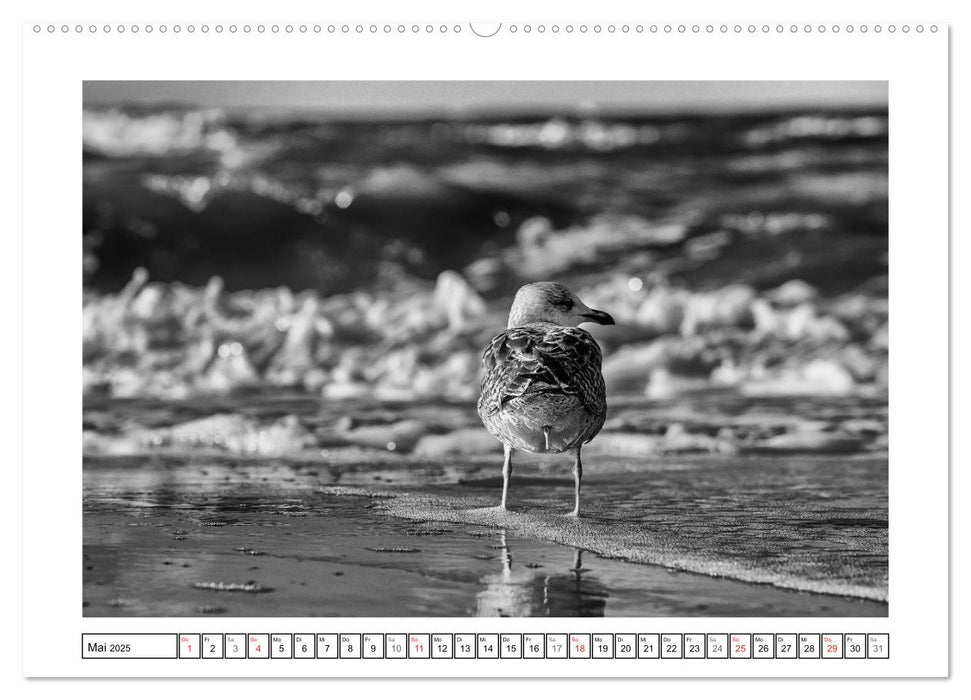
[[500, 443, 513, 510], [569, 446, 582, 517]]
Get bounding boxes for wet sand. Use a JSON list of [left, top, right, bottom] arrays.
[[83, 447, 887, 617]]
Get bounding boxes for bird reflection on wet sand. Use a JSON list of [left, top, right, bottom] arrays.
[[476, 531, 608, 617]]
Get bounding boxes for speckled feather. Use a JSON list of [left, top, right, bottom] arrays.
[[477, 322, 607, 453]]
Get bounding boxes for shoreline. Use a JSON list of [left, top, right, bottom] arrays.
[[374, 493, 888, 603], [83, 463, 887, 617]]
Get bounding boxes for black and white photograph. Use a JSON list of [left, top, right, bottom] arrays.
[[82, 80, 889, 618]]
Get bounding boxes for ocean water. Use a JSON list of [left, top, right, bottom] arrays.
[[82, 107, 888, 402], [83, 107, 888, 296]]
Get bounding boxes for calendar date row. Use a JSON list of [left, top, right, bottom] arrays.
[[82, 633, 889, 660]]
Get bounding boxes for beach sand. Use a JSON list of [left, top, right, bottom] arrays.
[[83, 404, 888, 617]]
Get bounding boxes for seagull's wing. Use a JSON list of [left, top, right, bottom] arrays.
[[478, 325, 606, 418]]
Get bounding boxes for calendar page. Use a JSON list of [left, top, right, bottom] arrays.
[[20, 7, 949, 680]]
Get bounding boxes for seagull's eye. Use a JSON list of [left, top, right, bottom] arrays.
[[546, 286, 575, 312]]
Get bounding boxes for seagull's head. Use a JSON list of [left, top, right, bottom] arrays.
[[507, 282, 616, 329]]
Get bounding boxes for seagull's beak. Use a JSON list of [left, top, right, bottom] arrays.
[[581, 309, 615, 325]]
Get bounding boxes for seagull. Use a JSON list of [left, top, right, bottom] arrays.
[[477, 282, 614, 516]]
